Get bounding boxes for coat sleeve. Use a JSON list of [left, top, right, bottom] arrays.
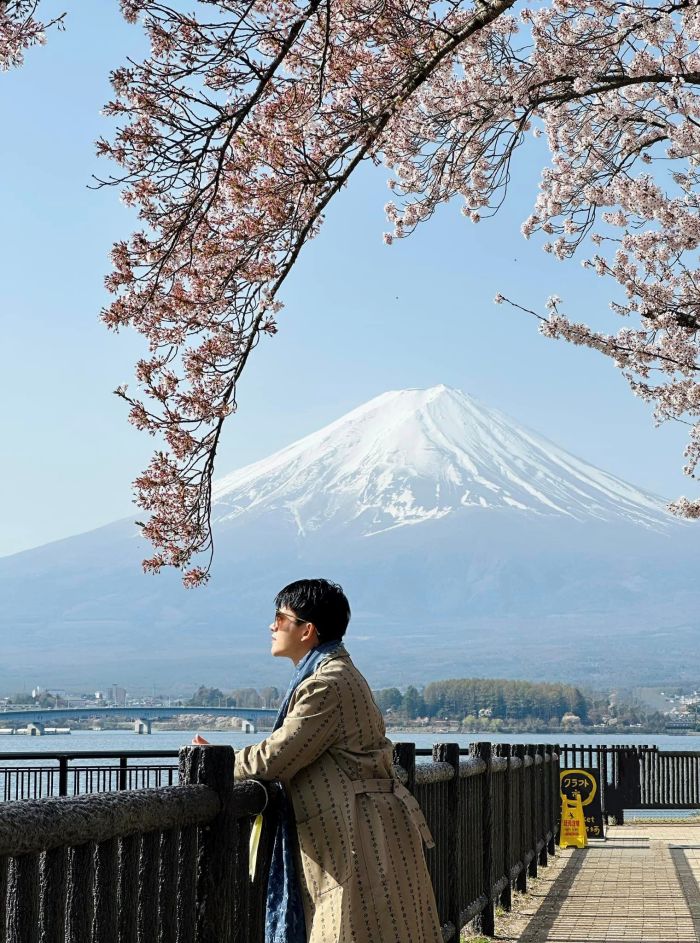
[[234, 676, 341, 782]]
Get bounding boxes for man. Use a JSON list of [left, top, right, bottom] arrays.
[[234, 578, 442, 943]]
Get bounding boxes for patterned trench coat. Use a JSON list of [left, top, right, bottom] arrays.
[[234, 647, 442, 943]]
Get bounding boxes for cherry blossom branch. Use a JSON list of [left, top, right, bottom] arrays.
[[100, 0, 700, 581], [102, 0, 515, 584], [384, 0, 700, 521], [0, 1, 65, 71], [494, 293, 699, 373]]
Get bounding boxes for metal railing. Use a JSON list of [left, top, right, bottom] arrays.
[[0, 750, 179, 801]]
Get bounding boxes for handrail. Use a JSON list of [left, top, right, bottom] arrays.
[[0, 785, 219, 856], [0, 774, 271, 858], [0, 750, 179, 761], [415, 761, 454, 784], [460, 756, 486, 778]]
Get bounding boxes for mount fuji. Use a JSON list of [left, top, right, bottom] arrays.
[[211, 385, 671, 535], [1, 385, 698, 692]]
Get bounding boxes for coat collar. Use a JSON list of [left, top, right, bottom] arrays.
[[315, 642, 348, 670]]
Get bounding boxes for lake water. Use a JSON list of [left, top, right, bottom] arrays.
[[1, 728, 700, 755], [3, 729, 700, 816]]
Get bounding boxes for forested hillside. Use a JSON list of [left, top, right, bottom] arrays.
[[181, 676, 665, 731], [374, 678, 589, 723]]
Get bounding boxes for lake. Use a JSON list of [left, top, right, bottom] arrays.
[[1, 728, 699, 755]]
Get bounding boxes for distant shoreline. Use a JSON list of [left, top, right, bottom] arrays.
[[0, 718, 689, 737], [385, 723, 689, 736]]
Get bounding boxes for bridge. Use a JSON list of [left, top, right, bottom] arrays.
[[0, 705, 277, 735], [666, 718, 697, 730]]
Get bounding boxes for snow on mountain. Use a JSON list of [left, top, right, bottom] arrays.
[[211, 384, 672, 536], [2, 383, 696, 692]]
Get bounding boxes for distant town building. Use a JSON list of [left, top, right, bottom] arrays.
[[109, 685, 127, 707], [562, 713, 582, 726]]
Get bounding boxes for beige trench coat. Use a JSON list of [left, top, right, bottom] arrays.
[[234, 648, 442, 943]]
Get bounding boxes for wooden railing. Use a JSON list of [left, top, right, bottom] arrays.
[[561, 743, 700, 821], [0, 742, 559, 942], [0, 746, 271, 943], [396, 742, 559, 938]]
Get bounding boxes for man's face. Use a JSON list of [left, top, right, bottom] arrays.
[[270, 607, 316, 663]]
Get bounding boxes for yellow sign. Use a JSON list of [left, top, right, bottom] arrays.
[[560, 769, 596, 806], [559, 792, 588, 848], [560, 768, 605, 840]]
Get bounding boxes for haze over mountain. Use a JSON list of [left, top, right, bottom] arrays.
[[1, 385, 698, 693]]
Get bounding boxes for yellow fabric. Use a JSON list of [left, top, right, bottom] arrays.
[[249, 812, 263, 881]]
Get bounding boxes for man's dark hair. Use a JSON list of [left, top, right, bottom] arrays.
[[275, 578, 351, 642]]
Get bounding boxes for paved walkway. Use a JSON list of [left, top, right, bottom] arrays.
[[514, 826, 700, 942]]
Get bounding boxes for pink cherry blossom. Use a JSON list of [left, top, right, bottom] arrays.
[[0, 2, 64, 72], [97, 0, 518, 583], [10, 1, 699, 583]]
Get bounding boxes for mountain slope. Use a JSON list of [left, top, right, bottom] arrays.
[[211, 385, 671, 535], [0, 385, 697, 692]]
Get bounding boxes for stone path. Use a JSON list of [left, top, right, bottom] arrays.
[[511, 826, 700, 942]]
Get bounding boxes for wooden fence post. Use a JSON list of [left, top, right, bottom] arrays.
[[180, 745, 237, 943], [434, 743, 462, 938], [93, 838, 118, 943], [7, 856, 40, 943], [0, 856, 7, 943], [547, 745, 557, 855], [500, 744, 513, 912], [159, 830, 178, 943], [39, 847, 67, 943], [477, 742, 495, 936], [177, 827, 197, 943], [231, 788, 251, 943], [514, 745, 527, 894], [138, 831, 160, 941], [66, 843, 93, 943], [553, 743, 560, 829], [527, 745, 538, 879], [607, 747, 625, 824], [615, 748, 642, 825], [118, 835, 139, 943], [393, 742, 416, 793], [538, 745, 548, 867], [543, 745, 552, 854]]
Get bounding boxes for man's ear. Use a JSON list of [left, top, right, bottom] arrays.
[[302, 622, 319, 644]]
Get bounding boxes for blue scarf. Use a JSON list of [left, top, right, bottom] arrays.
[[265, 640, 344, 943]]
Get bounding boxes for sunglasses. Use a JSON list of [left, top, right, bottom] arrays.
[[274, 609, 308, 627]]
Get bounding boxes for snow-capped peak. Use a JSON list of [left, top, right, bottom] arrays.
[[211, 385, 672, 536]]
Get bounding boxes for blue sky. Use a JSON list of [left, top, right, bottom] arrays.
[[0, 2, 692, 557]]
